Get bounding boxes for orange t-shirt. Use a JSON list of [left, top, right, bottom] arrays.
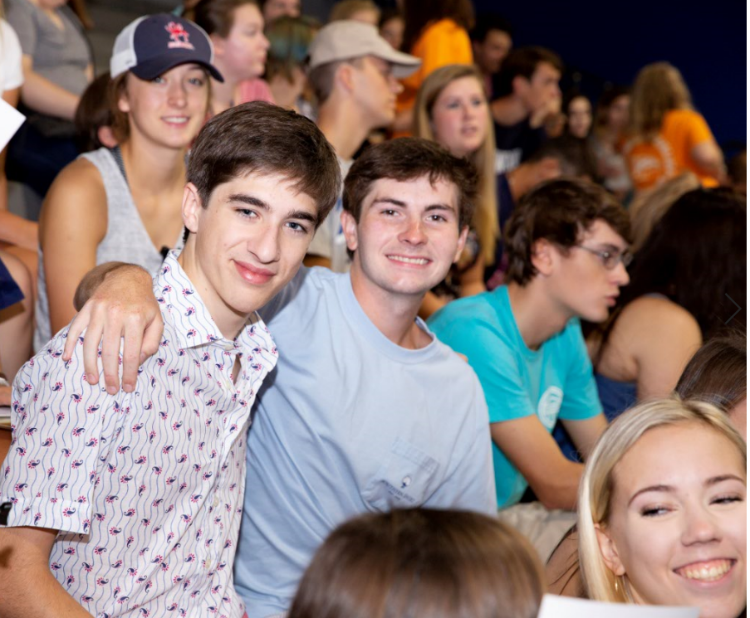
[[624, 109, 719, 192], [394, 18, 473, 137]]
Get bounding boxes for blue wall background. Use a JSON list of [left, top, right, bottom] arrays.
[[473, 0, 747, 149]]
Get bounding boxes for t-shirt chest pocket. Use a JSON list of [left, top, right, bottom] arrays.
[[362, 437, 439, 511]]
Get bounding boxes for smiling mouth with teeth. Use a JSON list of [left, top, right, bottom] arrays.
[[388, 255, 430, 265], [675, 559, 734, 582]]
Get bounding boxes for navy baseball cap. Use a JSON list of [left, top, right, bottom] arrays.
[[111, 14, 224, 82]]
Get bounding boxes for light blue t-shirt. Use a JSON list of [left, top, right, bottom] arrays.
[[428, 285, 601, 509], [234, 267, 496, 618]]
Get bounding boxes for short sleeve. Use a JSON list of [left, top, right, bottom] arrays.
[[418, 19, 472, 77], [1, 20, 24, 91], [4, 1, 37, 58], [556, 320, 601, 421], [0, 328, 112, 534], [683, 110, 714, 149]]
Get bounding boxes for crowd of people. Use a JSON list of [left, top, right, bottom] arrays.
[[0, 1, 745, 617]]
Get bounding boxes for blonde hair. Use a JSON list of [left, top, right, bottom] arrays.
[[414, 64, 498, 265], [629, 62, 693, 140], [578, 397, 747, 604], [628, 171, 700, 251]]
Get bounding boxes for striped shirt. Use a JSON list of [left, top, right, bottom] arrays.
[[0, 252, 278, 618]]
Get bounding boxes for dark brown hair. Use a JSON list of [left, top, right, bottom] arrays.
[[193, 0, 260, 38], [495, 46, 564, 98], [343, 137, 477, 230], [75, 71, 114, 152], [288, 508, 545, 618], [599, 188, 746, 352], [676, 329, 747, 412], [401, 0, 474, 53], [504, 178, 630, 286], [188, 101, 341, 226]]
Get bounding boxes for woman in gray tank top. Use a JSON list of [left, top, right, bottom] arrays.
[[34, 14, 221, 350]]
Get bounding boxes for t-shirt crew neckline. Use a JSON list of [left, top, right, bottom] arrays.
[[338, 272, 439, 364]]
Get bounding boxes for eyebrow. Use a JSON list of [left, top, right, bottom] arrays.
[[628, 474, 746, 507], [228, 193, 317, 223], [371, 197, 457, 214]]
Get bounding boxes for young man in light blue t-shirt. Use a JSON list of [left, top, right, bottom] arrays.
[[429, 178, 631, 560]]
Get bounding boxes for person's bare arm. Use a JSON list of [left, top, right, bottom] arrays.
[[611, 297, 703, 401], [62, 263, 162, 395], [491, 416, 584, 511], [39, 159, 107, 336], [0, 526, 91, 617], [691, 140, 726, 183], [19, 55, 81, 120], [560, 414, 607, 461]]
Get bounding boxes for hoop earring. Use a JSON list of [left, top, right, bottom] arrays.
[[614, 578, 621, 594]]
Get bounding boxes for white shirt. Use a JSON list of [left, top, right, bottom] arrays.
[[1, 19, 24, 92], [0, 253, 278, 618]]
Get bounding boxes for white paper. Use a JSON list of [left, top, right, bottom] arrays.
[[0, 98, 25, 152], [538, 594, 700, 618]]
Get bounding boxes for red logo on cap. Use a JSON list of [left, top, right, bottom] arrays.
[[165, 22, 195, 50]]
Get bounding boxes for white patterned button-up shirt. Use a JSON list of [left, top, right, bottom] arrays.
[[0, 252, 278, 618]]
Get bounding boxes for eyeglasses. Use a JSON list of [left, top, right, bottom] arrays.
[[576, 245, 633, 270]]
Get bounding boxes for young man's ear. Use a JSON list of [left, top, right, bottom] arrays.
[[336, 63, 356, 95], [341, 209, 358, 254], [511, 74, 529, 98], [210, 34, 226, 58], [530, 238, 555, 276], [452, 225, 470, 264], [182, 183, 203, 236], [595, 523, 626, 577]]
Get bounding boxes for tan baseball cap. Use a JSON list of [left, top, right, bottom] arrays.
[[308, 20, 420, 79]]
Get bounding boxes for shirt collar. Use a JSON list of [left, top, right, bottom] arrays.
[[153, 252, 273, 358]]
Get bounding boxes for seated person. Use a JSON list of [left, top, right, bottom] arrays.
[[289, 508, 545, 618], [303, 20, 419, 272], [193, 0, 274, 115], [490, 46, 562, 173], [5, 0, 93, 197], [0, 101, 341, 617], [264, 15, 315, 113], [676, 328, 747, 440], [578, 397, 746, 618], [429, 178, 631, 561], [64, 138, 497, 618], [588, 188, 746, 420], [547, 328, 748, 598], [35, 14, 215, 351]]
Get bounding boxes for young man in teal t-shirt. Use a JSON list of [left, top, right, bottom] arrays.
[[429, 178, 631, 560]]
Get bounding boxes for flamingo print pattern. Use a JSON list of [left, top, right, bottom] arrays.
[[0, 253, 277, 618]]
